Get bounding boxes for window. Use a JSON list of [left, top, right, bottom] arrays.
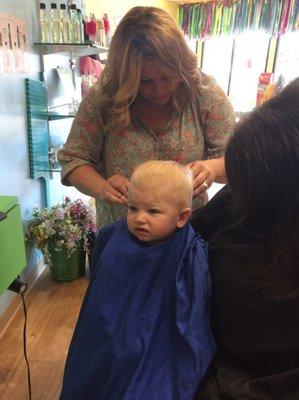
[[229, 31, 270, 112], [201, 35, 234, 94], [275, 31, 299, 84]]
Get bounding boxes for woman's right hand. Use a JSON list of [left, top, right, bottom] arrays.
[[100, 174, 130, 204], [66, 165, 130, 205]]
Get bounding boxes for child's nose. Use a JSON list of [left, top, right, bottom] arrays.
[[135, 211, 146, 223]]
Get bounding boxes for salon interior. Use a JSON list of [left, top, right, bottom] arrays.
[[0, 0, 298, 398]]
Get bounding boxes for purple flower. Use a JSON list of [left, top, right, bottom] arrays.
[[55, 209, 65, 219]]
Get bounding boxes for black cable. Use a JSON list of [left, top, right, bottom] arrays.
[[21, 292, 32, 400]]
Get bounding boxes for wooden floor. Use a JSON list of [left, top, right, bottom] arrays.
[[0, 268, 89, 400]]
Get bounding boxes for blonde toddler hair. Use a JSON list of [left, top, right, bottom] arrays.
[[130, 160, 193, 208]]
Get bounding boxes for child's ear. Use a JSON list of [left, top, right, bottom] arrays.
[[176, 208, 191, 228]]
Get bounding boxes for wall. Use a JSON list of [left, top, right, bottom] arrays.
[[0, 0, 44, 318], [0, 0, 83, 320], [86, 0, 178, 32]]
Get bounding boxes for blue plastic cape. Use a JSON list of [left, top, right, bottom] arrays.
[[60, 220, 215, 400]]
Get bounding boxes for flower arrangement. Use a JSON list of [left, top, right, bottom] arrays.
[[26, 197, 97, 265]]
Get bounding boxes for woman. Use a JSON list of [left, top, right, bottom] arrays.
[[191, 78, 299, 399], [58, 6, 235, 227]]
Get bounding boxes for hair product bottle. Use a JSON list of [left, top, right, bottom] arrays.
[[103, 14, 111, 47], [85, 15, 97, 43], [50, 3, 60, 43], [97, 18, 105, 46], [39, 3, 50, 43], [59, 4, 70, 43], [70, 4, 79, 43], [77, 9, 85, 44]]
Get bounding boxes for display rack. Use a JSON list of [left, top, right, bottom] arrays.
[[33, 42, 109, 57], [26, 43, 108, 206]]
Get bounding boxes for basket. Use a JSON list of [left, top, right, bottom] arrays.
[[48, 242, 86, 282]]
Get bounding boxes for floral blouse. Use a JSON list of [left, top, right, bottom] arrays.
[[58, 74, 235, 228]]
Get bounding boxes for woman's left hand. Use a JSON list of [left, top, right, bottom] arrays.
[[187, 160, 215, 198]]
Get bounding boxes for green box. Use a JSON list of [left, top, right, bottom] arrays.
[[0, 196, 26, 295]]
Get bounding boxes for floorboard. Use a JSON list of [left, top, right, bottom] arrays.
[[0, 268, 88, 400]]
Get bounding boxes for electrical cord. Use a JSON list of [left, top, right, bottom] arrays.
[[21, 292, 32, 400]]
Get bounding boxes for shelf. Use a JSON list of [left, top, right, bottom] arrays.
[[167, 0, 204, 3], [48, 110, 76, 120], [34, 167, 61, 172], [34, 42, 109, 57]]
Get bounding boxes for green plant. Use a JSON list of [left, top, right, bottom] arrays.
[[26, 197, 97, 265]]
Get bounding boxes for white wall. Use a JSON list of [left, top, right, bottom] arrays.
[[0, 0, 86, 317], [0, 0, 93, 318], [0, 0, 44, 316]]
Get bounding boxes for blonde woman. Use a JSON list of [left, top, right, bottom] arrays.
[[58, 6, 235, 227], [60, 161, 215, 399]]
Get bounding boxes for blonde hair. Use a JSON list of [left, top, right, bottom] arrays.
[[97, 6, 201, 136], [130, 160, 193, 208]]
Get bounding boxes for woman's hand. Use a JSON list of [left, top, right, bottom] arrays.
[[187, 160, 215, 198], [67, 166, 130, 205], [100, 174, 130, 204]]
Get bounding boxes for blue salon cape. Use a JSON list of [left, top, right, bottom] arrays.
[[60, 220, 215, 400]]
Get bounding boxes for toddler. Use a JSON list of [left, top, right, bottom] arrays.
[[60, 160, 215, 400]]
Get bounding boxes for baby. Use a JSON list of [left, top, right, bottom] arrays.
[[60, 160, 215, 400], [127, 160, 193, 244]]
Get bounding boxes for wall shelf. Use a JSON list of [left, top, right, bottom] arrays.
[[28, 42, 107, 205], [34, 42, 109, 57], [48, 110, 76, 121]]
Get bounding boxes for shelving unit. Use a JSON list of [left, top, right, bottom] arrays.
[[34, 42, 108, 81], [26, 42, 108, 206], [33, 42, 109, 57], [47, 110, 76, 120]]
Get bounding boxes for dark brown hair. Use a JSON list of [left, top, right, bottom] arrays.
[[225, 78, 299, 299]]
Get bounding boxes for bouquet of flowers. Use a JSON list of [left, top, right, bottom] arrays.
[[26, 197, 97, 265]]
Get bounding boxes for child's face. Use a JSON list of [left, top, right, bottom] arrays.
[[127, 185, 190, 245]]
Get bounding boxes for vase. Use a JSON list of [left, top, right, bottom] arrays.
[[47, 242, 86, 282]]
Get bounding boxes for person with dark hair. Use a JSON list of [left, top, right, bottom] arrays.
[[191, 78, 299, 399], [58, 6, 235, 228]]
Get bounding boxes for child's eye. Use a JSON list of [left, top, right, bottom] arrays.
[[148, 209, 159, 214], [127, 205, 137, 212]]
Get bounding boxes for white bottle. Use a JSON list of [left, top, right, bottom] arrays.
[[39, 3, 50, 43], [50, 3, 60, 43], [59, 4, 70, 43], [97, 18, 105, 47], [77, 9, 85, 44], [70, 4, 79, 44]]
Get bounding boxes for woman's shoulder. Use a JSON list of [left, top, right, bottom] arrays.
[[194, 72, 235, 130], [198, 72, 218, 89], [73, 80, 106, 131], [81, 80, 103, 107], [196, 72, 229, 104]]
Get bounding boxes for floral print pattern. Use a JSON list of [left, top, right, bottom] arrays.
[[59, 74, 235, 227]]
